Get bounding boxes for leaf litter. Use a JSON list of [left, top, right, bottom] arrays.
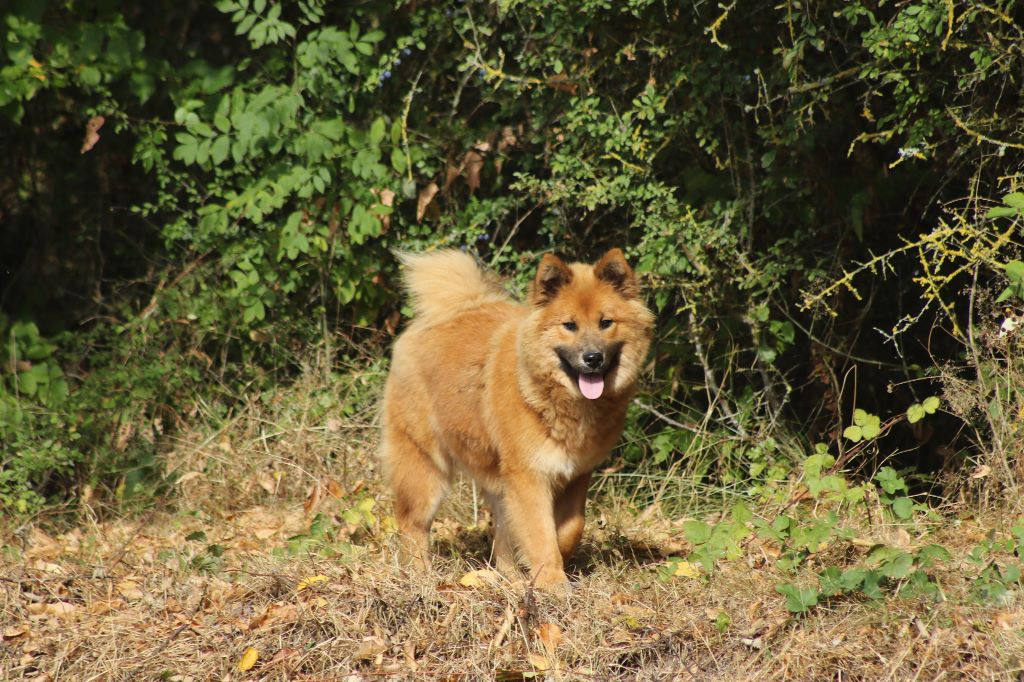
[[1, 386, 1022, 680]]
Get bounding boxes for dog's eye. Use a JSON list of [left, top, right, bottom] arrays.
[[599, 319, 614, 330], [562, 321, 578, 332]]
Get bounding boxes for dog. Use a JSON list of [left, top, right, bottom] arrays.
[[379, 248, 653, 592]]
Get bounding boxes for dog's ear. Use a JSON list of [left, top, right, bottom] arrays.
[[594, 248, 639, 298], [530, 253, 573, 305]]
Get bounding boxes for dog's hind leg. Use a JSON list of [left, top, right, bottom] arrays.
[[555, 472, 591, 562], [383, 429, 448, 570]]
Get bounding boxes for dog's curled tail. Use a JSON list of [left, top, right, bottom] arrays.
[[395, 249, 508, 320]]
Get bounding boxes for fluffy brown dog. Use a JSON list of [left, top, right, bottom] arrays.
[[380, 248, 653, 592]]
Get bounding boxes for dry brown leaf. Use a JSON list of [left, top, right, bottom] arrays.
[[536, 623, 563, 650], [371, 188, 395, 232], [971, 464, 992, 479], [81, 115, 105, 154], [384, 309, 401, 336], [416, 182, 439, 222], [31, 559, 64, 573], [249, 602, 298, 631], [463, 149, 484, 193], [28, 601, 77, 619], [3, 624, 30, 639], [87, 599, 124, 616], [458, 569, 500, 588], [325, 478, 344, 499], [527, 652, 555, 671], [177, 471, 204, 485], [303, 483, 322, 515], [545, 74, 577, 94], [117, 580, 144, 600], [443, 162, 462, 193], [26, 529, 62, 560], [354, 635, 387, 661], [267, 646, 300, 667]]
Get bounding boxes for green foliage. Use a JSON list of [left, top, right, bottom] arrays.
[[273, 496, 379, 559], [843, 409, 881, 443], [4, 0, 1024, 510], [966, 525, 1024, 604]]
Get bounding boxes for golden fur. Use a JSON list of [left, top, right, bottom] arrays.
[[380, 248, 654, 592]]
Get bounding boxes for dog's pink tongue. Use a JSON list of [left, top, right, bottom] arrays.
[[578, 373, 604, 400]]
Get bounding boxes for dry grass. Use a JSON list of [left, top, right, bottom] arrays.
[[2, 375, 1024, 680]]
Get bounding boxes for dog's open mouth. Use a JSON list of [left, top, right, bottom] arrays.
[[556, 346, 622, 400]]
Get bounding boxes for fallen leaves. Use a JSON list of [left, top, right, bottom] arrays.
[[458, 569, 501, 588], [27, 601, 77, 619], [354, 635, 387, 661], [248, 602, 298, 632], [670, 560, 701, 578], [116, 579, 145, 600], [237, 646, 259, 671], [3, 624, 31, 639], [536, 622, 563, 650], [297, 574, 328, 591]]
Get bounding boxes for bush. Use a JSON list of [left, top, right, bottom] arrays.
[[2, 0, 1023, 511]]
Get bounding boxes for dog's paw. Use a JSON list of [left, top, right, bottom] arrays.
[[531, 571, 572, 598]]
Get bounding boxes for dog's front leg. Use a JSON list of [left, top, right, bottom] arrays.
[[502, 473, 568, 593]]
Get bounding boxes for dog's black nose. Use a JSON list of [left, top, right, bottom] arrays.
[[582, 351, 604, 370]]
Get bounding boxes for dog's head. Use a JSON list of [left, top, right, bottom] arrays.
[[524, 248, 654, 400]]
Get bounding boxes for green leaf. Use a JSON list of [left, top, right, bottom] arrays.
[[776, 584, 819, 613], [1004, 260, 1024, 282], [879, 550, 913, 578], [843, 425, 862, 442], [916, 544, 951, 567], [860, 415, 880, 439], [853, 408, 869, 426], [683, 520, 712, 545], [369, 117, 386, 146], [1003, 192, 1024, 210], [907, 403, 925, 424], [922, 396, 940, 414], [210, 136, 230, 165], [891, 496, 913, 520], [987, 206, 1019, 219], [731, 502, 752, 525]]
